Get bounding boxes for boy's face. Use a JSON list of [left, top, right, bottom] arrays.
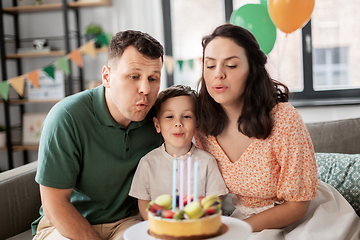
[[153, 95, 197, 156]]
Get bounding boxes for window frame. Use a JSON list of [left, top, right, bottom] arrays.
[[291, 21, 360, 107]]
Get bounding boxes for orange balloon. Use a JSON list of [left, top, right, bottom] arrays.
[[268, 0, 315, 34]]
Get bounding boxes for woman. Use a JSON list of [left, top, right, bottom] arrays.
[[195, 23, 360, 238]]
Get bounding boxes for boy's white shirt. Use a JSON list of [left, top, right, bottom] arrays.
[[129, 143, 229, 201]]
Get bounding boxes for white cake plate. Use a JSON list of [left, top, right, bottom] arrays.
[[124, 216, 252, 240]]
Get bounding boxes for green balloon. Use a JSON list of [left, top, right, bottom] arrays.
[[260, 0, 268, 10], [230, 3, 276, 55]]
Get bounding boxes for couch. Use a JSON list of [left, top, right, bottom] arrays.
[[1, 117, 360, 240]]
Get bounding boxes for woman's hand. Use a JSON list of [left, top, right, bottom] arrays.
[[244, 200, 310, 232]]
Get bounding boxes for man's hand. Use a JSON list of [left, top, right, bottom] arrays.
[[40, 185, 102, 240]]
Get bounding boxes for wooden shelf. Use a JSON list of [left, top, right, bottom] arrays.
[[12, 144, 39, 151], [10, 99, 61, 104], [68, 0, 111, 9], [5, 47, 107, 59], [3, 0, 111, 13], [3, 3, 62, 13], [0, 99, 61, 104], [0, 144, 38, 151], [6, 50, 66, 59]]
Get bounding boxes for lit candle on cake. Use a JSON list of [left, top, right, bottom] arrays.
[[187, 152, 192, 204], [179, 156, 184, 210], [172, 155, 177, 211], [193, 158, 199, 201]]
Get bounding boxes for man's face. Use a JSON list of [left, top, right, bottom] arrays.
[[102, 46, 162, 127]]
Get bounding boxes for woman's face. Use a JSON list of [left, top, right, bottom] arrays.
[[203, 37, 250, 109]]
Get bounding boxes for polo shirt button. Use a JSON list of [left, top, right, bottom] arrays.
[[126, 148, 129, 151]]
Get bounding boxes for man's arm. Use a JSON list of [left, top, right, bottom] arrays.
[[138, 199, 151, 220], [244, 200, 310, 232], [40, 185, 102, 240]]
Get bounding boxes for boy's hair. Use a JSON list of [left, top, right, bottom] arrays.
[[154, 85, 198, 118], [107, 30, 164, 68]]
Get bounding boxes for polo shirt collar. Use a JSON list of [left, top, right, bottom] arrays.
[[92, 85, 152, 130]]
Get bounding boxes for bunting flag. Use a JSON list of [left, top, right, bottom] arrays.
[[56, 57, 70, 76], [178, 60, 184, 72], [68, 49, 83, 68], [8, 76, 25, 97], [43, 65, 55, 80], [26, 70, 40, 88], [0, 81, 10, 101], [105, 33, 113, 45], [0, 33, 124, 101], [188, 59, 194, 70], [81, 39, 97, 59], [96, 33, 110, 47], [164, 55, 174, 75]]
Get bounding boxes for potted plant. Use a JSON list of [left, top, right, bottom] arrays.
[[85, 23, 103, 48], [0, 124, 6, 147]]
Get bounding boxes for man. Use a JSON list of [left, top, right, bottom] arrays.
[[32, 30, 164, 240]]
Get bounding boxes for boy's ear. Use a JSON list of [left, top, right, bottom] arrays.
[[153, 117, 161, 133]]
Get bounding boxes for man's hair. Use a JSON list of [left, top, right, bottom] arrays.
[[154, 85, 198, 119], [107, 30, 164, 67]]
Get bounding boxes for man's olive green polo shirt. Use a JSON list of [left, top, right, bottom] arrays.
[[32, 85, 162, 234]]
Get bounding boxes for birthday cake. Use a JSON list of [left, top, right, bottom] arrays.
[[147, 194, 223, 240]]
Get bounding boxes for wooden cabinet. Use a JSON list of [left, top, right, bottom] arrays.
[[0, 0, 111, 170]]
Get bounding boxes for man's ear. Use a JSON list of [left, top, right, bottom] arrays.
[[102, 65, 110, 87], [153, 117, 161, 133]]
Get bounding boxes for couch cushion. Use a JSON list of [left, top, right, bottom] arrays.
[[0, 161, 40, 239], [306, 118, 360, 154], [315, 153, 360, 217], [7, 230, 32, 240]]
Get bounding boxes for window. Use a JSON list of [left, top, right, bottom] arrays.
[[162, 0, 360, 106], [169, 0, 226, 90], [314, 47, 349, 90]]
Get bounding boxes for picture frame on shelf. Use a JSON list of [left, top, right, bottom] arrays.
[[22, 113, 48, 145], [26, 70, 65, 100]]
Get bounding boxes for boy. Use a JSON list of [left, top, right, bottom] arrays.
[[129, 85, 228, 220]]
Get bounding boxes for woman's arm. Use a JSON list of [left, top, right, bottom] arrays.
[[138, 199, 151, 220], [40, 185, 102, 240], [244, 200, 310, 232]]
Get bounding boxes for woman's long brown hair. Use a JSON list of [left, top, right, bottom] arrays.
[[197, 24, 289, 139]]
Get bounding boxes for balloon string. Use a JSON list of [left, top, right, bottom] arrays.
[[277, 33, 288, 82]]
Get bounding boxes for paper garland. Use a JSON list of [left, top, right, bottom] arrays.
[[26, 70, 40, 88], [0, 81, 10, 101], [0, 33, 110, 101], [8, 76, 25, 97], [163, 56, 201, 75], [0, 32, 202, 101]]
